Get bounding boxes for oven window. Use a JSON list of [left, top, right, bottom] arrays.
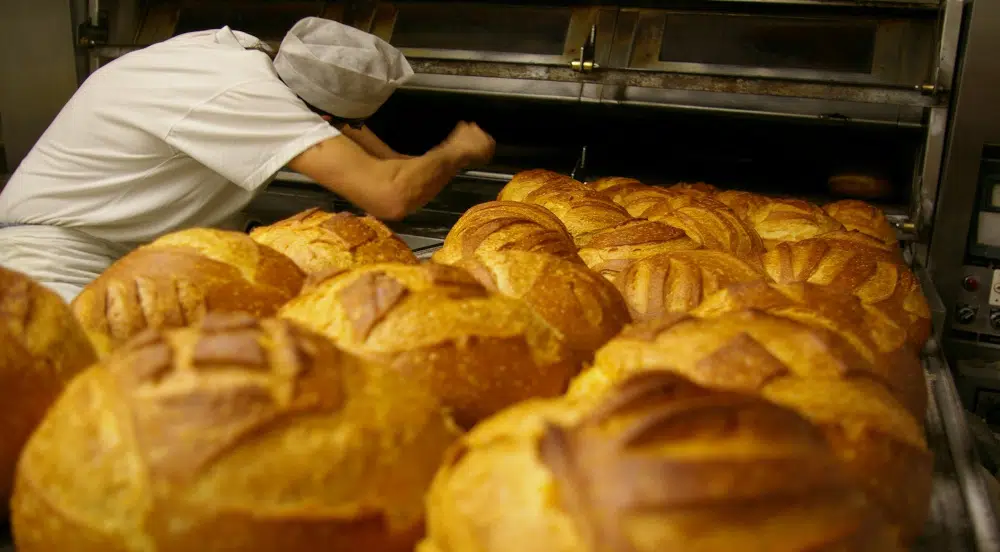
[[391, 4, 572, 55], [173, 2, 325, 41], [658, 14, 878, 74]]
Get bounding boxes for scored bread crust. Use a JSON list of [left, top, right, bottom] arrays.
[[644, 199, 766, 264], [279, 263, 581, 428], [569, 312, 932, 545], [497, 169, 588, 202], [614, 250, 768, 321], [71, 228, 305, 357], [761, 231, 928, 351], [250, 208, 417, 275], [823, 200, 898, 245], [457, 250, 631, 360], [419, 372, 900, 552], [577, 219, 701, 280], [432, 201, 580, 266], [521, 188, 632, 247], [745, 198, 845, 249], [0, 267, 97, 514], [11, 313, 459, 552]]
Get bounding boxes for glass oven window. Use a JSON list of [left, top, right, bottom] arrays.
[[390, 3, 572, 55], [658, 14, 878, 74], [173, 2, 326, 42]]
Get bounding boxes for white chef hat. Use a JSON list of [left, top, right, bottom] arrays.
[[274, 17, 413, 119]]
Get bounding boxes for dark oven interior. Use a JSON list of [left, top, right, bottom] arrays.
[[335, 90, 923, 227]]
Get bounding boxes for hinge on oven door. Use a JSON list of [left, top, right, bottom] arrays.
[[570, 24, 600, 73]]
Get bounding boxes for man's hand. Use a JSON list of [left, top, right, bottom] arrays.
[[442, 122, 495, 166], [288, 122, 496, 221]]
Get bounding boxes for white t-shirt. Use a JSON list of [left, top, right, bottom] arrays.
[[0, 27, 339, 247]]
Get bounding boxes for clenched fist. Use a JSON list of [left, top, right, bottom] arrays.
[[444, 122, 496, 166]]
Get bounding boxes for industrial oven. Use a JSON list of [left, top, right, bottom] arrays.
[[2, 0, 1000, 549]]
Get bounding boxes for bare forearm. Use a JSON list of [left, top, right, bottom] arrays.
[[340, 126, 412, 160]]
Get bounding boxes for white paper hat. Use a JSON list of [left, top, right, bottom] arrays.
[[274, 17, 413, 119]]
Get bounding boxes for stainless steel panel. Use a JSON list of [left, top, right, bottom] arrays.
[[0, 0, 80, 173], [369, 3, 613, 68], [601, 83, 924, 125], [929, 0, 1000, 328], [618, 7, 936, 86]]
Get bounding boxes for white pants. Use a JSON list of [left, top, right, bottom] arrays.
[[0, 225, 130, 304]]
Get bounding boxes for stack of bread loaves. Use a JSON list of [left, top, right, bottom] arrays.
[[427, 169, 931, 548], [4, 167, 932, 551]]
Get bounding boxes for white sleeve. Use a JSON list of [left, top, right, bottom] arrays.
[[165, 78, 340, 191]]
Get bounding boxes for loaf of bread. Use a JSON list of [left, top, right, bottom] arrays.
[[497, 169, 587, 202], [577, 219, 700, 280], [11, 313, 460, 552], [278, 263, 580, 428], [431, 201, 580, 266], [588, 177, 675, 216], [588, 176, 644, 198], [761, 231, 929, 351], [714, 189, 772, 220], [569, 312, 932, 544], [745, 198, 844, 248], [419, 372, 900, 552], [823, 200, 898, 245], [668, 181, 719, 196], [615, 250, 768, 321], [457, 250, 631, 360], [0, 268, 97, 514], [644, 199, 766, 263], [72, 228, 305, 357], [828, 174, 892, 200], [691, 280, 925, 419], [521, 188, 632, 246], [249, 208, 417, 276]]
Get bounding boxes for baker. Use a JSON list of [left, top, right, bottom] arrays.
[[0, 17, 495, 303]]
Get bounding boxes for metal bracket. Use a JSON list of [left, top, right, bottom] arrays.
[[77, 8, 109, 47], [570, 145, 589, 182], [570, 24, 600, 73]]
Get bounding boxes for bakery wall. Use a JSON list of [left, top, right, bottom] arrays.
[[0, 0, 80, 177]]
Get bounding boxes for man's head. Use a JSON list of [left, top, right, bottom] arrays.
[[274, 17, 413, 122]]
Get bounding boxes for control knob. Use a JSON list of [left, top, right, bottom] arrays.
[[991, 309, 1000, 330], [956, 304, 978, 324]]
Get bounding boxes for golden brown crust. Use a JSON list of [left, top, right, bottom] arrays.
[[691, 281, 925, 419], [667, 181, 719, 196], [569, 312, 931, 544], [71, 228, 305, 357], [431, 201, 580, 266], [823, 200, 898, 245], [497, 169, 588, 202], [577, 220, 701, 280], [644, 199, 766, 264], [746, 198, 844, 249], [714, 190, 772, 220], [249, 208, 417, 275], [760, 232, 929, 351], [0, 268, 97, 513], [521, 188, 632, 247], [828, 174, 892, 200], [588, 176, 645, 198], [615, 250, 768, 321], [456, 250, 631, 360], [420, 372, 900, 552], [11, 313, 460, 552], [278, 263, 581, 428]]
